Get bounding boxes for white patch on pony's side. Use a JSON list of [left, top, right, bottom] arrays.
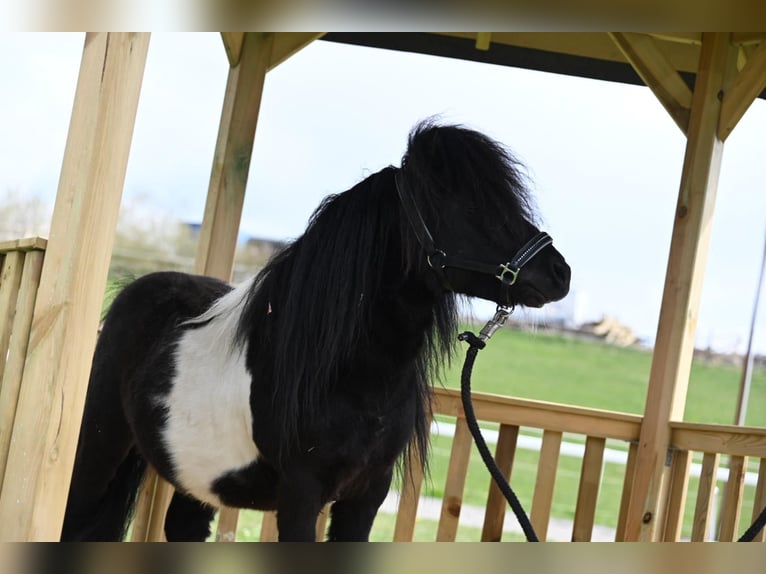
[[162, 277, 261, 507]]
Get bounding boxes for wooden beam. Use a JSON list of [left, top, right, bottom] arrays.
[[475, 33, 492, 51], [221, 32, 245, 67], [137, 31, 274, 542], [719, 40, 766, 140], [609, 32, 693, 134], [195, 32, 272, 280], [0, 250, 44, 488], [0, 33, 150, 541], [268, 33, 324, 71], [623, 33, 732, 542]]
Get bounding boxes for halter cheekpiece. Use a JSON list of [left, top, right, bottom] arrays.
[[395, 170, 553, 287]]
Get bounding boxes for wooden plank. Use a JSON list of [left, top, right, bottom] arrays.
[[393, 441, 426, 541], [615, 441, 640, 541], [433, 388, 642, 442], [216, 507, 240, 542], [719, 40, 766, 140], [130, 471, 158, 541], [139, 31, 276, 537], [260, 511, 278, 542], [572, 436, 606, 542], [441, 32, 703, 74], [0, 237, 47, 254], [0, 252, 24, 380], [670, 422, 766, 457], [662, 448, 691, 541], [480, 424, 519, 541], [691, 452, 720, 541], [624, 33, 732, 542], [609, 32, 693, 134], [195, 32, 272, 281], [436, 418, 472, 541], [0, 32, 150, 542], [0, 251, 44, 488], [718, 455, 747, 541], [221, 32, 245, 67], [732, 32, 766, 45], [530, 429, 563, 541], [751, 458, 766, 542], [475, 33, 492, 51], [269, 33, 324, 71]]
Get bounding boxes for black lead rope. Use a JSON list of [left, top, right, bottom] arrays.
[[458, 306, 540, 542], [459, 307, 766, 543], [739, 504, 766, 542]]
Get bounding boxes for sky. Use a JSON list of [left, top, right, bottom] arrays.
[[0, 32, 764, 355]]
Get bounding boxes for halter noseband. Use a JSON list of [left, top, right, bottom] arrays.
[[395, 171, 553, 287]]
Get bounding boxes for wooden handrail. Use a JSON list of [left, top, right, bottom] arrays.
[[670, 422, 766, 457], [433, 387, 643, 441]]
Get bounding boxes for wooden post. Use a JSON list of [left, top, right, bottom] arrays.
[[138, 32, 273, 542], [194, 32, 273, 280], [0, 33, 150, 541], [623, 33, 733, 541]]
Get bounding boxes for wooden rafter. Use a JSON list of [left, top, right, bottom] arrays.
[[475, 32, 492, 51], [268, 32, 324, 71], [221, 32, 245, 67], [719, 40, 766, 140], [609, 32, 693, 134]]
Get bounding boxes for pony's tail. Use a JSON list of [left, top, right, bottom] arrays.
[[61, 448, 148, 541]]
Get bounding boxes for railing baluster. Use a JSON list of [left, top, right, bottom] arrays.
[[130, 471, 158, 541], [615, 441, 639, 541], [436, 417, 472, 541], [751, 458, 766, 542], [530, 429, 563, 541], [393, 440, 426, 541], [0, 250, 44, 489], [480, 424, 519, 541], [691, 452, 720, 541], [662, 448, 691, 541], [572, 436, 606, 541], [260, 511, 278, 541], [718, 455, 747, 541], [0, 252, 24, 379], [216, 507, 240, 542]]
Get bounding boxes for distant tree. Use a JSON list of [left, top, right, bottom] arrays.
[[0, 189, 51, 241]]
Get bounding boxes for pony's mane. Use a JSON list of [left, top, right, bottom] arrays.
[[233, 120, 537, 467], [399, 119, 538, 264]]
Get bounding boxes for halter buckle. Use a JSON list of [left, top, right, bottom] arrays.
[[496, 263, 520, 286]]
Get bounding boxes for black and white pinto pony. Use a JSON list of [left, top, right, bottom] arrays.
[[62, 121, 570, 542]]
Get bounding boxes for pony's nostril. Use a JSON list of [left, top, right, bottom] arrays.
[[552, 260, 571, 286]]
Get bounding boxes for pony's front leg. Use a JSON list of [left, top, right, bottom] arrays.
[[327, 470, 393, 541], [276, 471, 325, 541]]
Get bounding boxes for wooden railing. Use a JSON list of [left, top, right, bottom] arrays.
[[215, 387, 766, 542], [0, 238, 46, 493], [392, 388, 644, 542], [663, 422, 766, 541]]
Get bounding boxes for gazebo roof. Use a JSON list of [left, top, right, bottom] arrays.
[[322, 32, 766, 100]]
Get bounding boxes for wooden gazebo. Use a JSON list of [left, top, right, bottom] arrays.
[[0, 32, 765, 542]]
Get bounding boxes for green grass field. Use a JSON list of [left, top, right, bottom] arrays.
[[213, 327, 764, 542]]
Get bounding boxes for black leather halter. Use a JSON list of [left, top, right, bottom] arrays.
[[395, 171, 553, 287]]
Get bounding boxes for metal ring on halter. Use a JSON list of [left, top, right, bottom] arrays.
[[427, 250, 447, 270]]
